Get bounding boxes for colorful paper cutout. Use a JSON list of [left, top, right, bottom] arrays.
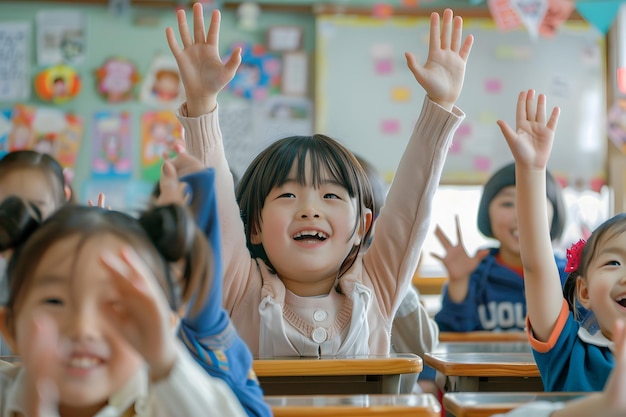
[[488, 0, 523, 31], [140, 54, 185, 108], [510, 0, 548, 40], [607, 99, 626, 154], [226, 42, 281, 101], [95, 57, 140, 103], [473, 156, 492, 172], [140, 110, 183, 181], [34, 64, 81, 104], [8, 104, 83, 170], [92, 111, 132, 178], [539, 0, 575, 38], [618, 68, 626, 95], [576, 0, 621, 35], [372, 3, 394, 19]]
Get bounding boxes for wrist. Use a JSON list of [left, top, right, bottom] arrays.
[[185, 95, 218, 118]]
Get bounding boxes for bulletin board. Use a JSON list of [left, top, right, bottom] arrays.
[[315, 15, 606, 186]]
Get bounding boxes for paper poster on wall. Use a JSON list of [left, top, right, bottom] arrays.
[[140, 110, 182, 181], [607, 100, 626, 154], [7, 104, 83, 170], [36, 10, 86, 65], [0, 22, 31, 101], [0, 109, 11, 158], [82, 179, 153, 214], [139, 54, 185, 108], [92, 111, 132, 178], [226, 42, 281, 101]]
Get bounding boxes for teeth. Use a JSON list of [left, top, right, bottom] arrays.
[[68, 357, 100, 368], [293, 230, 328, 239]]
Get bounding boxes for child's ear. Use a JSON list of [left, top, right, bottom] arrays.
[[354, 208, 373, 246], [0, 308, 17, 354], [576, 276, 591, 310]]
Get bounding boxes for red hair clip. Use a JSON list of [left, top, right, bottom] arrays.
[[565, 239, 586, 273]]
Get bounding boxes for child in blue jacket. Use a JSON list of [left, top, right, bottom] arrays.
[[433, 162, 568, 331]]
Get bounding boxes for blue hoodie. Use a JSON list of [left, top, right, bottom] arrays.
[[178, 168, 272, 417]]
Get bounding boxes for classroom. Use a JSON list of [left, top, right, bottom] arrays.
[[0, 0, 625, 416]]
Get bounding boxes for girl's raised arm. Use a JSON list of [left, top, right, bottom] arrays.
[[497, 89, 562, 341]]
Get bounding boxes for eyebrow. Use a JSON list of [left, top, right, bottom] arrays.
[[33, 275, 68, 286], [283, 178, 346, 188]]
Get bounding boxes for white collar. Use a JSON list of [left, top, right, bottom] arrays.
[[577, 326, 614, 350]]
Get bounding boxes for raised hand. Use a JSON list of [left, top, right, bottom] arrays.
[[157, 159, 190, 207], [405, 9, 473, 111], [603, 319, 626, 413], [165, 3, 242, 117], [431, 215, 489, 283], [497, 89, 560, 171], [100, 246, 177, 382], [87, 193, 110, 210]]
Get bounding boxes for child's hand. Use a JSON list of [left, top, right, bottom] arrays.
[[497, 89, 560, 171], [431, 215, 489, 302], [100, 247, 178, 382], [165, 3, 242, 117], [87, 193, 111, 210], [20, 313, 61, 417], [431, 215, 489, 282], [165, 140, 205, 178], [405, 9, 473, 111], [157, 160, 190, 207]]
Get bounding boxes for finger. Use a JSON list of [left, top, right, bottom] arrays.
[[165, 27, 182, 59], [430, 252, 444, 263], [87, 199, 94, 207], [515, 90, 528, 125], [404, 52, 425, 86], [536, 93, 547, 124], [97, 193, 105, 209], [547, 106, 561, 132], [176, 8, 192, 48], [496, 119, 517, 149], [458, 34, 474, 61], [450, 15, 463, 52], [224, 47, 242, 76], [428, 12, 441, 51], [206, 9, 221, 47], [440, 9, 453, 50], [192, 2, 206, 44], [434, 224, 452, 249], [100, 248, 148, 295], [525, 89, 536, 121], [454, 214, 464, 243]]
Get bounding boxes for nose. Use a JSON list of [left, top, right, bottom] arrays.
[[64, 303, 100, 341], [297, 197, 321, 219]]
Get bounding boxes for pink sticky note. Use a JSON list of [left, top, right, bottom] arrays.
[[375, 59, 393, 74], [618, 68, 626, 94], [455, 122, 472, 139], [473, 156, 491, 172], [381, 118, 400, 134], [484, 78, 503, 94]]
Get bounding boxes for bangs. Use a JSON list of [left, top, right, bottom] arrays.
[[269, 135, 359, 197]]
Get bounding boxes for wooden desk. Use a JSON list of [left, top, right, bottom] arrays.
[[266, 393, 441, 417], [443, 392, 586, 417], [439, 331, 527, 343], [253, 354, 422, 395], [424, 342, 542, 392]]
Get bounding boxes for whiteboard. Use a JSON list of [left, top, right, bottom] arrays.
[[315, 15, 606, 187]]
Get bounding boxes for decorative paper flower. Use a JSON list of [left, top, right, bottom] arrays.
[[34, 64, 81, 104], [94, 57, 140, 103], [565, 238, 586, 273]]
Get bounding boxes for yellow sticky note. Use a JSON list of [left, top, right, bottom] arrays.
[[391, 87, 410, 102]]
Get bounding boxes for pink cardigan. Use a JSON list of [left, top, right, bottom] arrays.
[[178, 97, 463, 356]]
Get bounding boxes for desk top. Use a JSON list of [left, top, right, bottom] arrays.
[[424, 351, 538, 377], [266, 393, 441, 417], [432, 341, 531, 354], [443, 392, 586, 417], [254, 353, 422, 377], [439, 331, 528, 343]]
